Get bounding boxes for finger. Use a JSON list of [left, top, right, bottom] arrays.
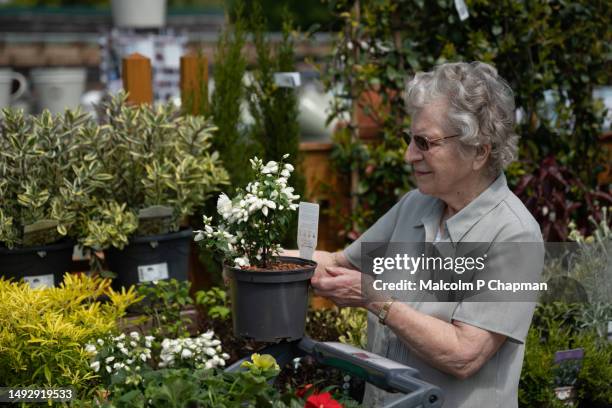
[[311, 276, 337, 292], [325, 266, 346, 276]]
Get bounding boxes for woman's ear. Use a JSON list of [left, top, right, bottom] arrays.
[[472, 144, 491, 171]]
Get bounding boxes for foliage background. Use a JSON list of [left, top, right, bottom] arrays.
[[322, 0, 611, 242]]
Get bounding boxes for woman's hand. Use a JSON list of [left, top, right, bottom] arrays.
[[311, 266, 371, 308]]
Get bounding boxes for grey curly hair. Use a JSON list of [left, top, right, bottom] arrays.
[[404, 61, 519, 176]]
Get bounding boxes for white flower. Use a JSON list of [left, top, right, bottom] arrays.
[[194, 231, 205, 241], [284, 163, 294, 172], [106, 365, 112, 374], [217, 193, 232, 216], [234, 256, 250, 267], [281, 169, 291, 177], [85, 344, 97, 354], [105, 356, 115, 364], [181, 349, 193, 359], [262, 206, 268, 216], [97, 339, 104, 346], [140, 353, 147, 362], [130, 332, 140, 339], [90, 361, 100, 372], [261, 161, 278, 174]]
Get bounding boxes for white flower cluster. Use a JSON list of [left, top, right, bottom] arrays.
[[86, 332, 153, 383], [158, 330, 230, 369], [86, 330, 229, 381], [194, 154, 301, 268], [215, 157, 299, 224]]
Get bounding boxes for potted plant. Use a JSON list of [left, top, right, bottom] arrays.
[[195, 155, 316, 342], [0, 108, 108, 287], [552, 348, 584, 406], [81, 93, 229, 290]]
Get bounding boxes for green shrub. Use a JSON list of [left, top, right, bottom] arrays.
[[307, 306, 367, 349], [0, 274, 140, 399], [0, 108, 109, 248], [83, 93, 229, 249], [134, 279, 194, 339], [520, 310, 612, 407], [195, 286, 231, 321]]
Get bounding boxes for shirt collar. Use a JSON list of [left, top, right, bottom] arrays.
[[413, 173, 511, 243]]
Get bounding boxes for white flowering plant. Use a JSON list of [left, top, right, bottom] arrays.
[[85, 330, 229, 386], [85, 332, 154, 386], [159, 331, 230, 370], [194, 154, 300, 269]]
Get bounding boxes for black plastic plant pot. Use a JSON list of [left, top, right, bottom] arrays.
[[106, 228, 192, 290], [0, 239, 74, 287], [225, 256, 316, 342]]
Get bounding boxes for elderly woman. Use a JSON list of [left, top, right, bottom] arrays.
[[298, 62, 544, 407]]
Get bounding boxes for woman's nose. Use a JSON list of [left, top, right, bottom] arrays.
[[404, 139, 423, 164]]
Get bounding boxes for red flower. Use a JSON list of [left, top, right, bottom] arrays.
[[305, 392, 343, 408]]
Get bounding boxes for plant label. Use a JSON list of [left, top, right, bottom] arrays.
[[298, 202, 319, 260], [454, 0, 469, 21], [23, 274, 54, 289], [137, 262, 169, 283], [273, 72, 301, 88]]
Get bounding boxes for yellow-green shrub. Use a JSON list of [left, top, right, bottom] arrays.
[[0, 274, 140, 398]]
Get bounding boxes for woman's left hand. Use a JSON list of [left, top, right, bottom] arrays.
[[311, 266, 371, 308]]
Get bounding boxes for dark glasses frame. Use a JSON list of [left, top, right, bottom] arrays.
[[402, 131, 460, 151]]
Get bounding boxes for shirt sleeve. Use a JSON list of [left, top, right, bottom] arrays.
[[343, 193, 410, 271], [451, 237, 545, 344]]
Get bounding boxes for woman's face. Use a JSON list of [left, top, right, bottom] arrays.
[[404, 102, 481, 201]]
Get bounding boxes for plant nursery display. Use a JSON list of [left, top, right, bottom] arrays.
[[0, 108, 109, 285], [0, 274, 140, 400], [84, 92, 229, 288], [196, 155, 316, 342]]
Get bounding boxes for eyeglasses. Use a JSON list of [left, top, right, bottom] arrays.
[[402, 131, 460, 151]]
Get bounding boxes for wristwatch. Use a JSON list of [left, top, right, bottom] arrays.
[[377, 298, 396, 325]]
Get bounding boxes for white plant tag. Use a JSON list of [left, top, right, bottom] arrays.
[[298, 202, 319, 260], [23, 274, 54, 289], [273, 72, 301, 88], [137, 262, 169, 283], [454, 0, 469, 21]]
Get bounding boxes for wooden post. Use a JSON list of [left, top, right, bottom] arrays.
[[122, 53, 153, 105], [180, 53, 209, 115]]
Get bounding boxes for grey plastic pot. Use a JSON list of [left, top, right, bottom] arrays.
[[224, 256, 316, 342]]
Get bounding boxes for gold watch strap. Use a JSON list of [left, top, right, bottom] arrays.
[[378, 298, 396, 325]]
